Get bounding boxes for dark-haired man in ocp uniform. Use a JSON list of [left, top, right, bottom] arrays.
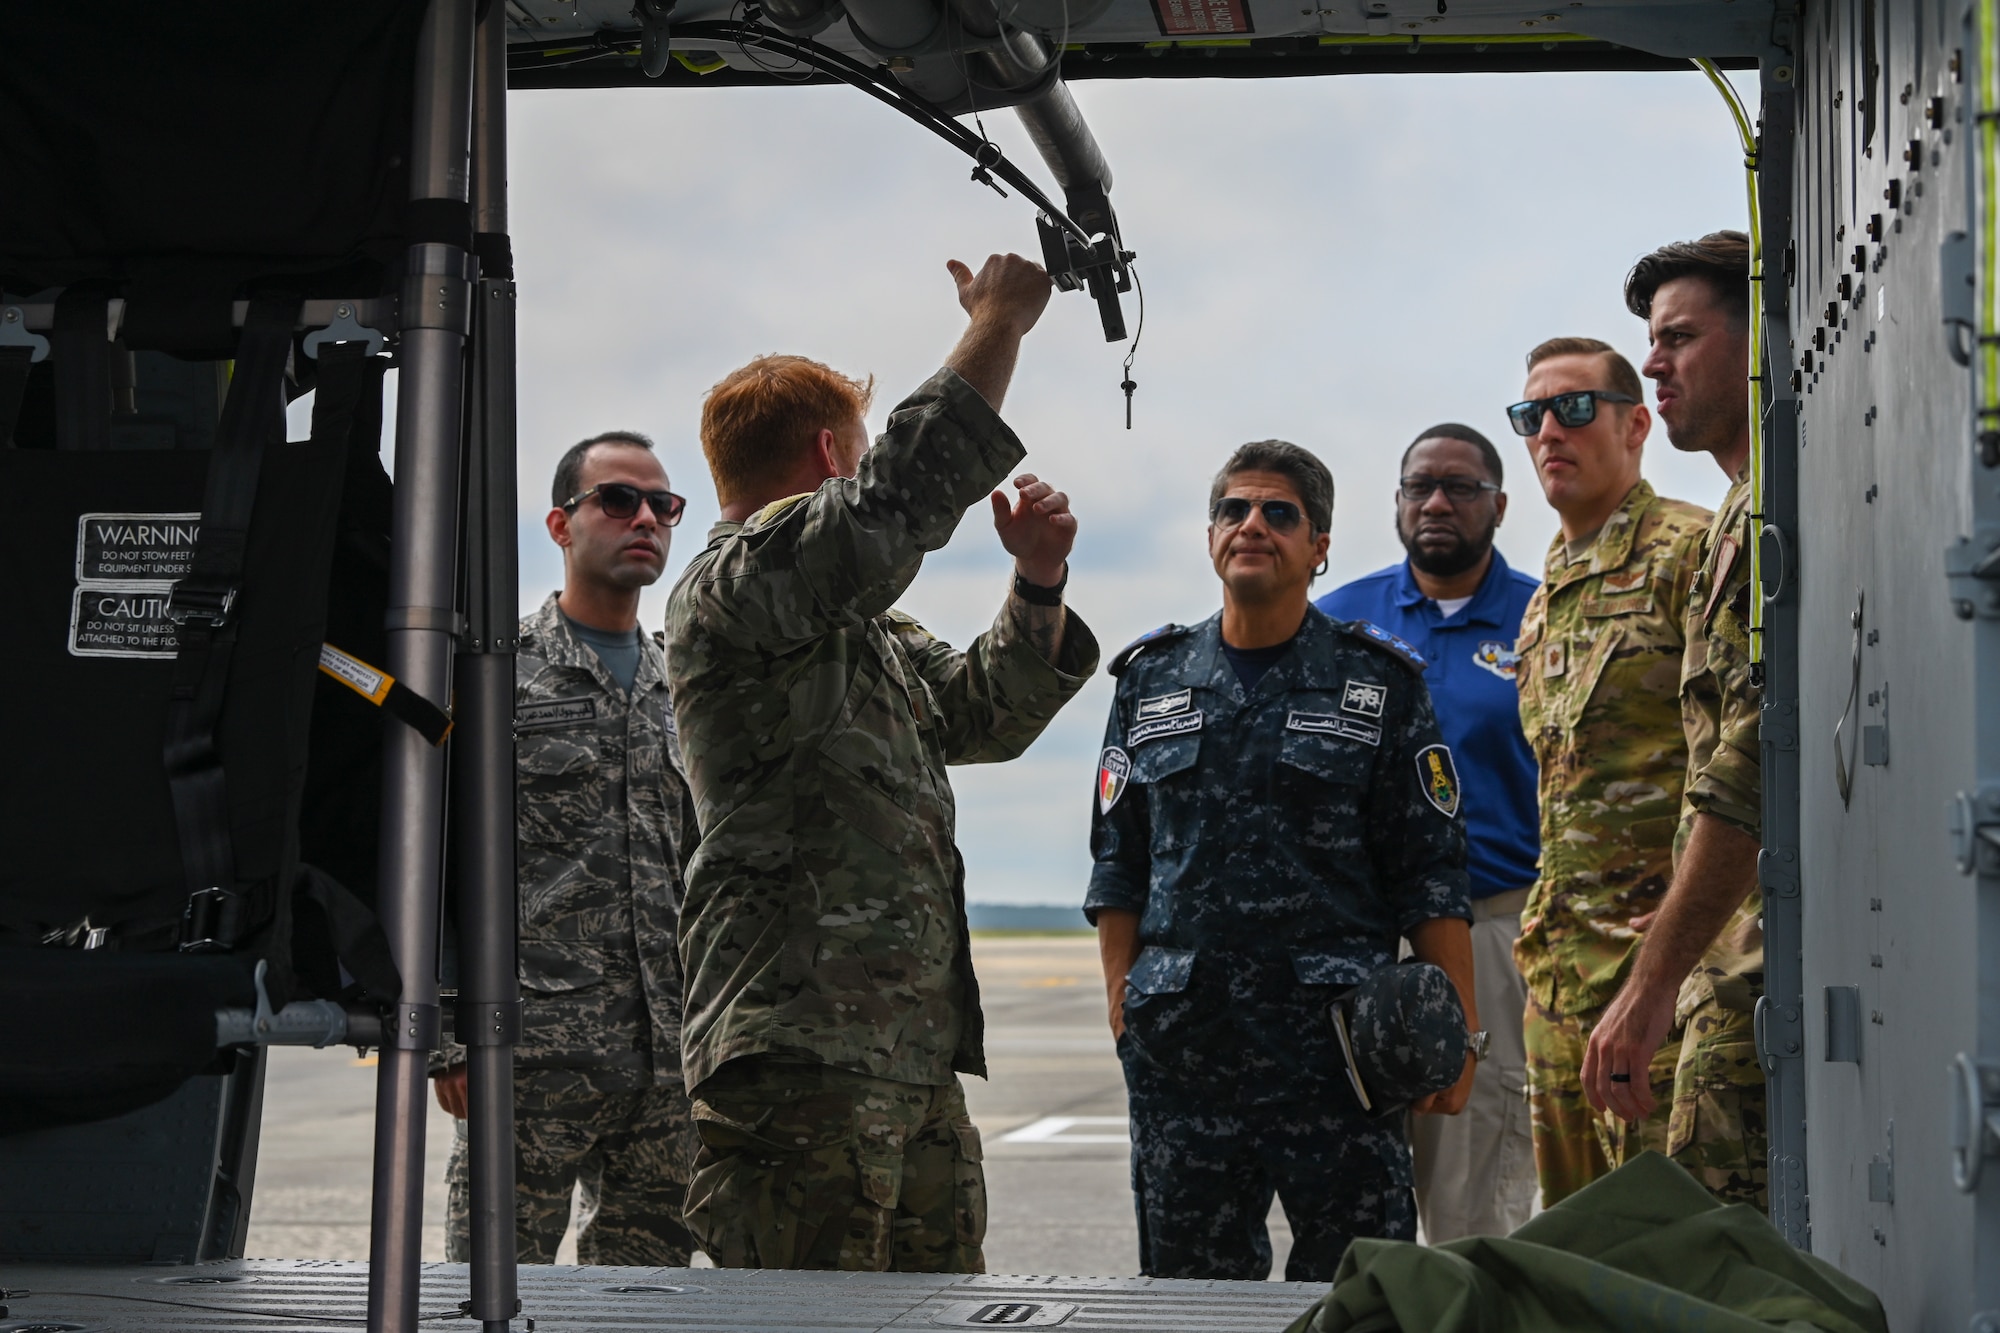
[[1088, 440, 1476, 1282]]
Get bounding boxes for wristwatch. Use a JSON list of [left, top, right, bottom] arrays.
[[1467, 1029, 1491, 1062]]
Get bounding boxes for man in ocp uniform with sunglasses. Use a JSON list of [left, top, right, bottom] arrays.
[[1506, 338, 1711, 1207], [1089, 441, 1475, 1280], [436, 431, 703, 1264]]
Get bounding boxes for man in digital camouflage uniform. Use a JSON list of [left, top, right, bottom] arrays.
[[1508, 336, 1712, 1205], [1583, 233, 1767, 1209], [435, 430, 701, 1263], [1089, 440, 1476, 1281], [665, 253, 1099, 1272]]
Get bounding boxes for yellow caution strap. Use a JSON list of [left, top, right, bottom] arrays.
[[318, 643, 454, 746]]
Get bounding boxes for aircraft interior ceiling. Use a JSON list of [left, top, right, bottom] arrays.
[[504, 0, 1774, 89]]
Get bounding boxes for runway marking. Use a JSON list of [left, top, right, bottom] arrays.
[[1020, 976, 1080, 987], [999, 1115, 1130, 1144]]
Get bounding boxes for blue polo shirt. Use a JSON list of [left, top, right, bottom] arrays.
[[1315, 551, 1540, 900]]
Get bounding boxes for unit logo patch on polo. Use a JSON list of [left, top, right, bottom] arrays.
[[516, 696, 598, 730], [1474, 640, 1522, 680], [1285, 710, 1382, 747], [1416, 743, 1461, 818], [1136, 688, 1192, 720], [1341, 679, 1387, 718], [1127, 710, 1203, 746], [1098, 746, 1132, 814]]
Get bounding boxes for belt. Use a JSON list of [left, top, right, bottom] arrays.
[[1471, 887, 1531, 921]]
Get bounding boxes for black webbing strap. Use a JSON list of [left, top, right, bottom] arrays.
[[52, 289, 111, 452], [317, 643, 455, 746], [162, 294, 300, 946], [0, 345, 32, 448]]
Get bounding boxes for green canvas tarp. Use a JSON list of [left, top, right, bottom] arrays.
[[1286, 1152, 1889, 1333]]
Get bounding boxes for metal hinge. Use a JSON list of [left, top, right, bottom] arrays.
[[1950, 1053, 2000, 1193], [1946, 528, 2000, 619], [1949, 786, 2000, 875]]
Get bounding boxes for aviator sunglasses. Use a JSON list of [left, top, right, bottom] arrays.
[[563, 482, 687, 527], [1505, 389, 1639, 438], [1210, 496, 1306, 532]]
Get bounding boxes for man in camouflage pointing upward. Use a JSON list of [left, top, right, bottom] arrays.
[[665, 253, 1100, 1272]]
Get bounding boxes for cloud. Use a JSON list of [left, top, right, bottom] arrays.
[[498, 66, 1754, 904]]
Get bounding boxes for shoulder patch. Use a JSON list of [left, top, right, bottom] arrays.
[[1110, 623, 1190, 678], [1416, 743, 1460, 817], [748, 492, 813, 528], [1339, 619, 1428, 673]]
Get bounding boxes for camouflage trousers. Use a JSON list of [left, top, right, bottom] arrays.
[[1666, 996, 1767, 1209], [1524, 995, 1675, 1206], [1122, 1042, 1414, 1283], [684, 1056, 987, 1273], [1525, 994, 1768, 1210], [444, 1068, 696, 1265]]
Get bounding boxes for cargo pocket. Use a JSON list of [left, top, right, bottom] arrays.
[[951, 1120, 988, 1253], [839, 1150, 904, 1271], [1666, 1003, 1767, 1205]]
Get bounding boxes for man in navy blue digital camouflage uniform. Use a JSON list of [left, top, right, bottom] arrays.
[[1087, 440, 1478, 1281]]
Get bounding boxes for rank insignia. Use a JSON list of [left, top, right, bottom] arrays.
[[1416, 743, 1460, 818], [1473, 640, 1521, 681], [1341, 678, 1386, 718], [1098, 746, 1131, 814], [1137, 688, 1192, 720], [1542, 640, 1567, 679]]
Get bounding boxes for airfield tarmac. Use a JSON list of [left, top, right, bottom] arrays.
[[247, 932, 1298, 1277]]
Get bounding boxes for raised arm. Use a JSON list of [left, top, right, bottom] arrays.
[[685, 257, 1054, 651]]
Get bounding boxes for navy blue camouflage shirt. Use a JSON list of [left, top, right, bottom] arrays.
[[1085, 607, 1471, 1096]]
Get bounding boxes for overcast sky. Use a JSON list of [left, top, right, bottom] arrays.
[[482, 66, 1754, 908]]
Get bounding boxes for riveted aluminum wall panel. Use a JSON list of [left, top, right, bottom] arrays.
[[1791, 0, 1993, 1325]]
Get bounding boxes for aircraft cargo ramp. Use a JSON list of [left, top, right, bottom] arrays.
[[0, 1263, 1323, 1332]]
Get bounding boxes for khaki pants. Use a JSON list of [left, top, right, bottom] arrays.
[[684, 1056, 987, 1273], [1409, 891, 1537, 1241]]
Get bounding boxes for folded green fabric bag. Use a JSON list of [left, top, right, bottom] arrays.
[[1285, 1152, 1887, 1333]]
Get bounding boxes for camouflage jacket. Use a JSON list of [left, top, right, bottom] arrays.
[[506, 594, 699, 1086], [1675, 474, 1764, 1019], [1085, 609, 1470, 1098], [664, 368, 1100, 1093], [1513, 480, 1712, 1017]]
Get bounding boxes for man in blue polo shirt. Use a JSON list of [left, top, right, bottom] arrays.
[[1316, 422, 1539, 1241]]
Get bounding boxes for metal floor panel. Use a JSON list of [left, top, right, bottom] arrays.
[[0, 1260, 1325, 1331]]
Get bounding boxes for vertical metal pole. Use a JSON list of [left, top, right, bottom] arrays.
[[457, 8, 523, 1331], [1755, 57, 1810, 1249], [366, 2, 476, 1329]]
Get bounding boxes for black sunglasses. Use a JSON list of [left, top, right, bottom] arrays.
[[1506, 389, 1639, 437], [1210, 496, 1306, 532], [564, 482, 687, 527], [1399, 475, 1501, 504]]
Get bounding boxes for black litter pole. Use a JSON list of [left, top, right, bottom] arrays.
[[367, 1, 476, 1329], [457, 5, 524, 1329]]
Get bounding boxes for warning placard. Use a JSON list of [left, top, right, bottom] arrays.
[[70, 586, 181, 659], [1150, 0, 1251, 35], [75, 512, 201, 584]]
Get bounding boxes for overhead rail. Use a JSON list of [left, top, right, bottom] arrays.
[[509, 17, 1136, 342], [507, 32, 1756, 89]]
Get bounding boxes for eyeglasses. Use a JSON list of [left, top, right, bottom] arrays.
[[1399, 475, 1501, 504], [563, 482, 687, 526], [1210, 497, 1306, 532], [1505, 390, 1639, 437]]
